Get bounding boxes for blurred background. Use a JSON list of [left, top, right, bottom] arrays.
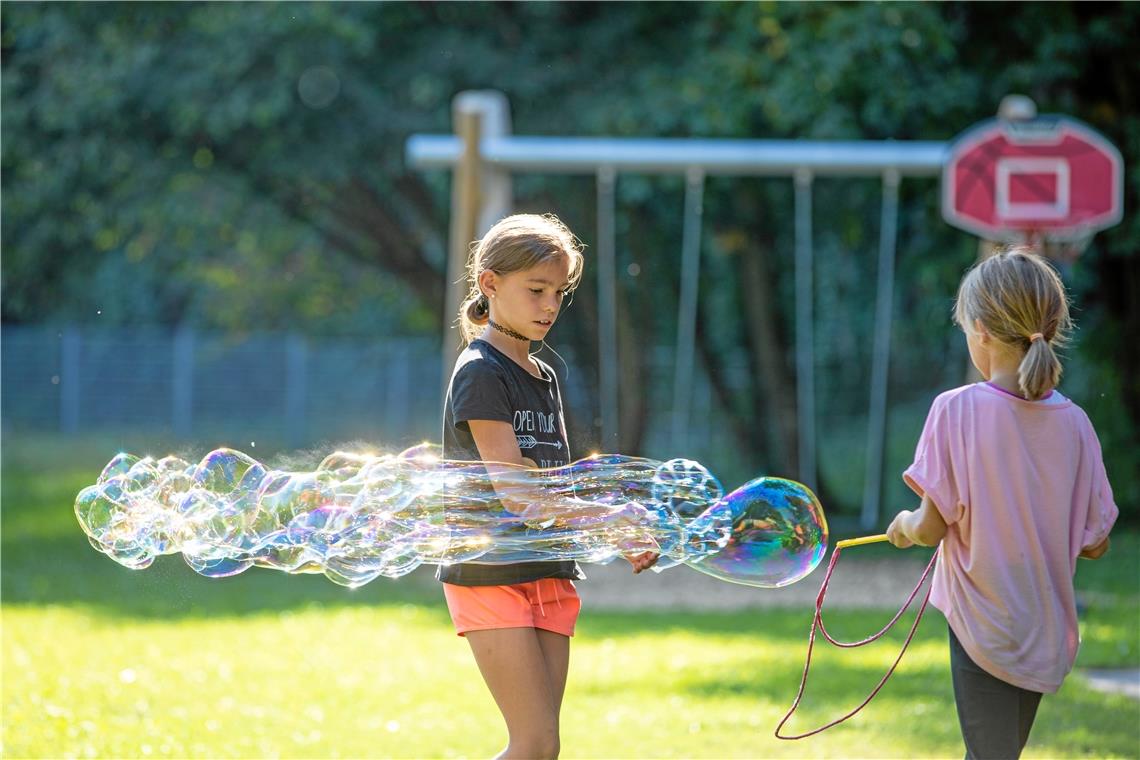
[[2, 4, 1138, 757], [3, 2, 1137, 516]]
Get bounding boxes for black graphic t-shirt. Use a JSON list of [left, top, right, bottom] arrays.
[[437, 339, 584, 586]]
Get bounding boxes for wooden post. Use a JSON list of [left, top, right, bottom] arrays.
[[441, 92, 513, 398], [444, 108, 482, 354]]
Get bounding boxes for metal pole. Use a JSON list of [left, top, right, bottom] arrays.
[[285, 333, 308, 447], [408, 135, 947, 177], [794, 168, 816, 487], [60, 326, 80, 434], [861, 169, 901, 529], [596, 166, 619, 450], [172, 325, 194, 437], [386, 339, 413, 439], [671, 167, 705, 450]]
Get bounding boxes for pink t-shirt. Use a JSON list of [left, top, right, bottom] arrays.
[[903, 382, 1118, 693]]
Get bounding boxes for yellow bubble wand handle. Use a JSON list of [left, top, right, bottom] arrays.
[[835, 533, 888, 549]]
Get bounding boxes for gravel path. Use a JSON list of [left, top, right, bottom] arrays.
[[572, 558, 1139, 702], [1080, 669, 1140, 700], [576, 555, 933, 611]]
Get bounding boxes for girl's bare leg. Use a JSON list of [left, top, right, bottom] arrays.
[[535, 629, 570, 715], [465, 628, 561, 759]]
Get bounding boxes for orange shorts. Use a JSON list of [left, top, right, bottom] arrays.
[[442, 578, 581, 637]]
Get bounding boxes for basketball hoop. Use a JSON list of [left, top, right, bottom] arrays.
[[942, 110, 1124, 257]]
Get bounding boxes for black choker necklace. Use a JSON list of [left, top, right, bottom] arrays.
[[489, 319, 530, 342]]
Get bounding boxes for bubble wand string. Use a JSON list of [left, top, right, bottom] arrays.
[[775, 534, 940, 740]]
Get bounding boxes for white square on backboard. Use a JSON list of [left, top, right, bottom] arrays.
[[996, 157, 1070, 221]]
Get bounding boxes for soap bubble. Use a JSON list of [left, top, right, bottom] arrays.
[[75, 445, 828, 589]]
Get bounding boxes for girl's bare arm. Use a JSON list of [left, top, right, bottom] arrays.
[[467, 419, 659, 570], [466, 419, 637, 521], [886, 494, 948, 548]]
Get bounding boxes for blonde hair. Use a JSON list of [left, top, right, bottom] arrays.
[[953, 247, 1073, 400], [458, 213, 585, 344]]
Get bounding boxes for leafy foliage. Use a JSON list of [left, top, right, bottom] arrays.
[[3, 2, 1137, 513]]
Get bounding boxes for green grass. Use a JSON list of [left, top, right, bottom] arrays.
[[3, 433, 1138, 758]]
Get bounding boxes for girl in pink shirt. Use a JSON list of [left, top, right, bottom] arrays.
[[886, 248, 1118, 760]]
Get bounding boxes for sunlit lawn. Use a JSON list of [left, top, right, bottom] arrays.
[[3, 434, 1137, 758]]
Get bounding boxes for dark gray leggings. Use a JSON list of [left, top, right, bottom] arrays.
[[949, 626, 1044, 759]]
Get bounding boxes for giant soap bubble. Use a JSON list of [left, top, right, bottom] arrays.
[[75, 445, 828, 589]]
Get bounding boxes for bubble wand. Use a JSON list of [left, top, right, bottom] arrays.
[[775, 533, 940, 739]]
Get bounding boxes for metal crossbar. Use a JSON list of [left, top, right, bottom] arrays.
[[406, 135, 946, 176], [408, 96, 949, 528]]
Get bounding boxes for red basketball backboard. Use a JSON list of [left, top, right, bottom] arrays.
[[942, 116, 1123, 243]]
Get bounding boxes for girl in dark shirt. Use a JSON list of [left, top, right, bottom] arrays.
[[441, 213, 655, 759]]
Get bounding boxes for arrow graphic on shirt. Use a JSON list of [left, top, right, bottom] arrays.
[[516, 436, 563, 451]]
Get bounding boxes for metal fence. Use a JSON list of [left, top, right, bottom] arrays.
[[1, 325, 737, 456], [3, 322, 971, 520], [2, 326, 445, 448]]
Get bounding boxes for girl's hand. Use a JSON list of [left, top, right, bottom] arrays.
[[889, 496, 947, 547], [609, 502, 651, 537], [1079, 536, 1110, 560], [886, 510, 915, 548], [612, 503, 659, 562], [625, 551, 659, 574]]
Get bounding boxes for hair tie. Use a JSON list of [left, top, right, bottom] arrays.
[[1029, 332, 1045, 343]]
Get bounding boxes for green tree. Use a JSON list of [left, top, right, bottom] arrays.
[[3, 2, 1137, 512]]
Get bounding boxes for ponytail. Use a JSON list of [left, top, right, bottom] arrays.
[[955, 247, 1072, 399], [1018, 334, 1062, 401], [459, 292, 490, 345]]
